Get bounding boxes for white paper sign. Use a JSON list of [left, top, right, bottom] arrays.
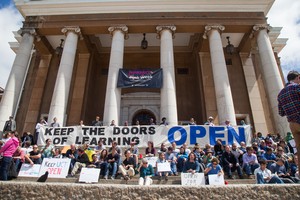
[[18, 164, 41, 177], [39, 158, 71, 178], [208, 174, 225, 185], [157, 162, 171, 172], [181, 173, 205, 186], [79, 168, 100, 183], [289, 139, 297, 154], [144, 156, 158, 167]]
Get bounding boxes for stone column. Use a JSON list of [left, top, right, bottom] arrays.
[[103, 25, 128, 126], [0, 28, 36, 130], [156, 25, 178, 126], [252, 25, 289, 135], [240, 53, 268, 133], [48, 26, 81, 126], [203, 25, 236, 125]]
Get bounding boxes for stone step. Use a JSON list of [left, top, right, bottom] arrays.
[[14, 175, 256, 185]]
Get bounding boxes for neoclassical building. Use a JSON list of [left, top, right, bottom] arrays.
[[0, 0, 289, 136]]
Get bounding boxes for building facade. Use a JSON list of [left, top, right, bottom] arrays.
[[0, 0, 289, 136]]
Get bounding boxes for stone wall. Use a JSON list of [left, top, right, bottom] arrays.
[[1, 182, 300, 200]]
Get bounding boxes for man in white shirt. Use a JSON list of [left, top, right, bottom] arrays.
[[254, 160, 283, 184]]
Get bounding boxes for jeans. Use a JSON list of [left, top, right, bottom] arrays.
[[170, 161, 177, 175], [106, 162, 117, 177], [243, 163, 260, 175], [256, 172, 283, 184], [0, 156, 12, 181], [100, 162, 108, 176], [224, 164, 243, 177], [177, 157, 186, 172], [14, 158, 22, 172]]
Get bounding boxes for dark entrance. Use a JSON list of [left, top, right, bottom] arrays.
[[132, 109, 156, 125]]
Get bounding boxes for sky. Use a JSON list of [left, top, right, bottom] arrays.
[[0, 0, 300, 88]]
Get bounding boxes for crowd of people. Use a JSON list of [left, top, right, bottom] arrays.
[[0, 128, 299, 186]]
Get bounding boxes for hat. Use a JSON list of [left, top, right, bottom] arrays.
[[208, 116, 213, 119]]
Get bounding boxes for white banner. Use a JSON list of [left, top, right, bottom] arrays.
[[38, 158, 71, 178], [181, 173, 205, 186], [144, 156, 158, 167], [39, 125, 251, 148], [18, 164, 41, 177]]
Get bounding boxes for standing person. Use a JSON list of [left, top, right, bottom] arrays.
[[50, 117, 60, 128], [0, 131, 19, 180], [278, 70, 300, 168], [160, 117, 168, 126], [3, 116, 16, 133], [34, 118, 48, 145], [204, 116, 215, 126], [188, 118, 196, 125], [92, 116, 102, 126]]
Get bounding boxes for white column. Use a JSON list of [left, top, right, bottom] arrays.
[[203, 25, 236, 125], [0, 28, 35, 130], [103, 25, 128, 126], [253, 25, 289, 135], [48, 26, 81, 126], [240, 53, 268, 133], [156, 25, 178, 126]]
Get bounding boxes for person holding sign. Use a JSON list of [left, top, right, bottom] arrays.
[[204, 157, 224, 184], [105, 148, 120, 180], [156, 152, 169, 181], [138, 158, 154, 186], [183, 152, 201, 174]]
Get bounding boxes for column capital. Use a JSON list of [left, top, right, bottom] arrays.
[[61, 26, 83, 39], [156, 25, 176, 39], [203, 25, 225, 39], [108, 25, 129, 39], [250, 24, 272, 38], [17, 28, 36, 36]]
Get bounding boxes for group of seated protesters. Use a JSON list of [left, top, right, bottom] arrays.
[[1, 130, 299, 185]]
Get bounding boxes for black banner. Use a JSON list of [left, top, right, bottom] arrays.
[[117, 68, 163, 88]]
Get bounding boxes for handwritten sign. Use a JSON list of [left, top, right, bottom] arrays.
[[18, 164, 41, 177], [208, 174, 225, 185], [181, 173, 205, 186], [79, 168, 100, 183], [144, 156, 158, 167], [157, 162, 171, 172], [39, 158, 71, 178]]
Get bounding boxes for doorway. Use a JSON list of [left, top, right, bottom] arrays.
[[132, 109, 156, 125]]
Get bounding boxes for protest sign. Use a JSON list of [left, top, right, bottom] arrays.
[[208, 174, 225, 185], [181, 173, 205, 186], [39, 158, 71, 178], [18, 164, 41, 177], [144, 156, 158, 167], [157, 162, 171, 172], [79, 168, 100, 183]]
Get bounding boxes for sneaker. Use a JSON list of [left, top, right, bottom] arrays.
[[104, 176, 108, 180], [111, 176, 115, 180]]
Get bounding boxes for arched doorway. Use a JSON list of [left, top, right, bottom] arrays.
[[132, 109, 156, 125]]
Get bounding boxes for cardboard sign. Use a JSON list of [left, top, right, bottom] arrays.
[[208, 174, 225, 185], [18, 164, 41, 177], [144, 156, 158, 167], [79, 168, 100, 183], [181, 173, 205, 186], [289, 139, 297, 154], [157, 162, 171, 172], [39, 158, 71, 178]]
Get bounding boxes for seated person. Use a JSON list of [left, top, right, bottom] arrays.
[[65, 144, 78, 172], [138, 158, 154, 186], [99, 149, 108, 178], [271, 158, 300, 183], [40, 139, 55, 159], [165, 147, 177, 176], [262, 147, 276, 169], [158, 143, 167, 153], [70, 147, 90, 177], [183, 152, 201, 173], [127, 141, 139, 165], [204, 157, 224, 184], [156, 152, 169, 181], [53, 147, 62, 158], [176, 146, 188, 172], [222, 145, 243, 179], [105, 148, 120, 180], [145, 141, 156, 157], [13, 146, 27, 172], [202, 149, 215, 167], [254, 160, 284, 184], [242, 147, 260, 177], [94, 140, 105, 154], [119, 150, 136, 180], [87, 154, 101, 168], [27, 145, 42, 164]]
